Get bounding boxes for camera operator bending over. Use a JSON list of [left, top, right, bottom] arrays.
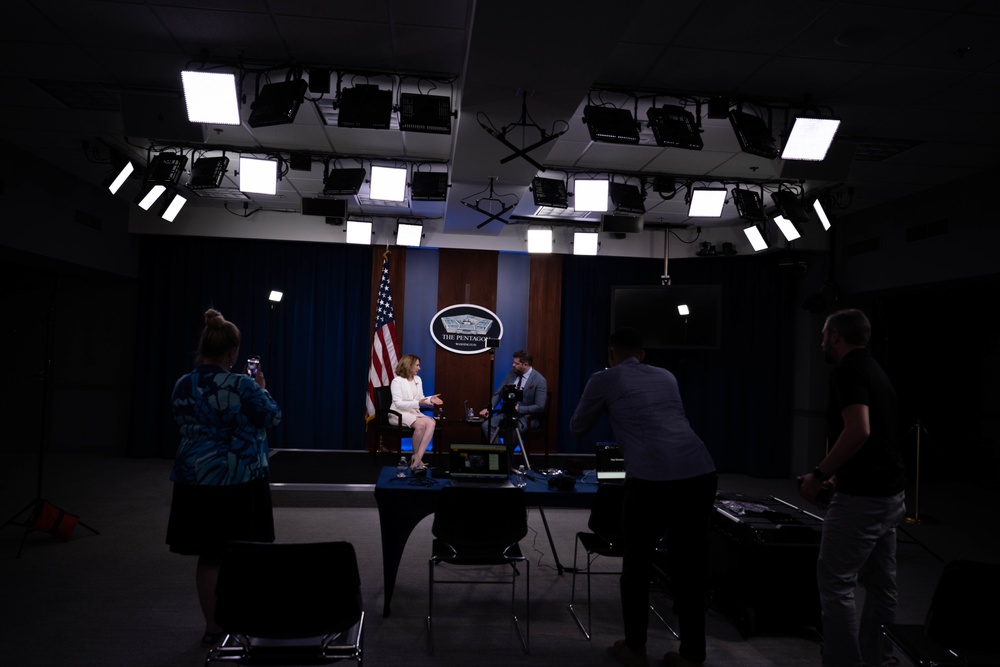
[[479, 349, 548, 440]]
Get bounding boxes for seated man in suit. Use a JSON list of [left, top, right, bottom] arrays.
[[479, 349, 548, 443]]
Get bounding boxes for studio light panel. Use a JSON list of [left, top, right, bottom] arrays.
[[239, 157, 278, 195]]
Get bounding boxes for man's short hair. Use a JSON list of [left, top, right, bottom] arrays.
[[513, 349, 532, 366], [609, 328, 644, 357], [825, 309, 871, 346]]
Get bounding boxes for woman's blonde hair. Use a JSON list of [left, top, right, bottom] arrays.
[[394, 353, 420, 379]]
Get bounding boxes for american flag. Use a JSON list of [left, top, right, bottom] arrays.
[[366, 252, 400, 423]]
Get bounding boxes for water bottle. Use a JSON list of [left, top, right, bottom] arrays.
[[396, 456, 408, 478], [465, 400, 475, 420], [514, 464, 527, 488]]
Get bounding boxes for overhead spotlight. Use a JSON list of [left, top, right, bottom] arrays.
[[181, 71, 241, 125], [652, 176, 678, 196], [575, 178, 609, 212], [247, 79, 308, 128], [105, 159, 134, 195], [370, 165, 407, 202], [531, 177, 568, 209], [526, 228, 553, 254], [688, 187, 728, 217], [610, 182, 646, 214], [145, 152, 187, 185], [238, 156, 278, 195], [396, 220, 423, 246], [269, 290, 284, 303], [732, 187, 766, 221], [323, 168, 367, 195], [813, 198, 832, 230], [159, 190, 187, 222], [410, 172, 448, 201], [398, 92, 453, 134], [770, 190, 810, 223], [573, 231, 600, 255], [773, 215, 801, 241], [583, 105, 640, 144], [782, 117, 841, 161], [646, 105, 703, 150], [677, 304, 690, 316], [345, 217, 373, 245], [136, 185, 167, 210], [744, 225, 768, 252], [187, 156, 230, 189], [338, 84, 393, 129], [729, 109, 779, 159]]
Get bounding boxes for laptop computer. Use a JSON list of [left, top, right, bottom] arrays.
[[448, 443, 511, 485], [595, 442, 626, 481]]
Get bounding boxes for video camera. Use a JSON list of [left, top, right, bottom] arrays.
[[498, 384, 524, 417]]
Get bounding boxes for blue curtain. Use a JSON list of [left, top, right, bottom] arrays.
[[557, 254, 794, 477], [129, 236, 373, 457]]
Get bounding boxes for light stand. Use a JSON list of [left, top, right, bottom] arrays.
[[483, 338, 499, 443]]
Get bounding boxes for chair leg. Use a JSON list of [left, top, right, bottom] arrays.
[[510, 559, 529, 654], [567, 537, 593, 640], [426, 558, 434, 655]]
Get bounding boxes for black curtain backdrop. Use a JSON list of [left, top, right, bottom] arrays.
[[129, 236, 373, 458], [558, 254, 795, 477]]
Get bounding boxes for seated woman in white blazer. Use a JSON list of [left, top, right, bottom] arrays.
[[389, 354, 442, 469]]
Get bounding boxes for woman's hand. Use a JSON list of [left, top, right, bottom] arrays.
[[425, 394, 443, 406]]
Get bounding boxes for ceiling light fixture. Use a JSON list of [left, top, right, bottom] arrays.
[[136, 184, 166, 210], [646, 104, 704, 150], [181, 71, 241, 125], [410, 171, 448, 201], [583, 105, 640, 144], [106, 160, 134, 195], [338, 84, 393, 129], [527, 228, 553, 254], [396, 220, 423, 246], [744, 225, 768, 252], [247, 79, 308, 128], [369, 165, 407, 202], [610, 182, 646, 214], [398, 92, 453, 134], [160, 191, 187, 222], [773, 215, 801, 241], [782, 117, 841, 161], [323, 167, 367, 195], [187, 156, 230, 189], [729, 109, 779, 159], [573, 231, 600, 256], [770, 190, 810, 223], [238, 156, 278, 195], [575, 178, 609, 212], [732, 187, 766, 221], [345, 217, 373, 245], [531, 177, 568, 209], [688, 187, 728, 217], [813, 198, 833, 230]]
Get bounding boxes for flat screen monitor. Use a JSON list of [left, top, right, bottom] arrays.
[[611, 285, 721, 350], [448, 443, 509, 481]]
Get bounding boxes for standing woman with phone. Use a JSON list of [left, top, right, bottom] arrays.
[[166, 308, 282, 646]]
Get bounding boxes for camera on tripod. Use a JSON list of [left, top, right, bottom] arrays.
[[498, 384, 523, 417]]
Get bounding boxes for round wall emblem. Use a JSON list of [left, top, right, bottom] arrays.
[[429, 304, 504, 355]]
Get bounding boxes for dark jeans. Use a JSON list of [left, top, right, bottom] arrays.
[[621, 473, 717, 661]]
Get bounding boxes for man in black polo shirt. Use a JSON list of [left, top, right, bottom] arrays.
[[799, 308, 906, 667]]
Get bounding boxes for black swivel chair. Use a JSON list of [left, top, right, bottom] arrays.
[[206, 541, 364, 666], [882, 559, 1000, 667], [568, 483, 678, 640], [427, 485, 530, 655]]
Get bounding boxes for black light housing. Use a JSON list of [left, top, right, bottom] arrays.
[[583, 105, 640, 144], [646, 105, 703, 150], [187, 156, 229, 189], [338, 84, 393, 129], [610, 182, 646, 214], [323, 168, 367, 195], [145, 152, 187, 185], [398, 93, 452, 134], [247, 79, 308, 128], [531, 177, 568, 208], [729, 110, 779, 159], [732, 187, 766, 221], [410, 172, 449, 201], [771, 190, 811, 223]]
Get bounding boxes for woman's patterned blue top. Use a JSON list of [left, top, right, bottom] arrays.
[[170, 364, 282, 486]]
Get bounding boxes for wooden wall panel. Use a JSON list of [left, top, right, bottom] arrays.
[[527, 255, 563, 453], [435, 249, 499, 422]]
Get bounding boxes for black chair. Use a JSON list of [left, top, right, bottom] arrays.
[[205, 541, 364, 666], [522, 391, 552, 467], [882, 559, 1000, 667], [568, 483, 678, 640], [427, 486, 529, 655]]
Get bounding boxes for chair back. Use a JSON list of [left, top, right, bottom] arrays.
[[374, 386, 394, 427], [587, 483, 626, 543], [215, 541, 363, 638], [432, 486, 527, 550], [526, 391, 551, 433]]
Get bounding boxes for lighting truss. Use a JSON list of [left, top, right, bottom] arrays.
[[181, 71, 241, 125], [782, 117, 841, 161], [583, 105, 640, 144], [729, 109, 778, 159], [247, 79, 308, 128], [646, 105, 703, 150], [398, 93, 452, 134]]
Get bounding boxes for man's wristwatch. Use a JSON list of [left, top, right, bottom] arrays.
[[812, 466, 829, 482]]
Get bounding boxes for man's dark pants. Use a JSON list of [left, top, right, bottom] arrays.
[[621, 473, 718, 661]]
